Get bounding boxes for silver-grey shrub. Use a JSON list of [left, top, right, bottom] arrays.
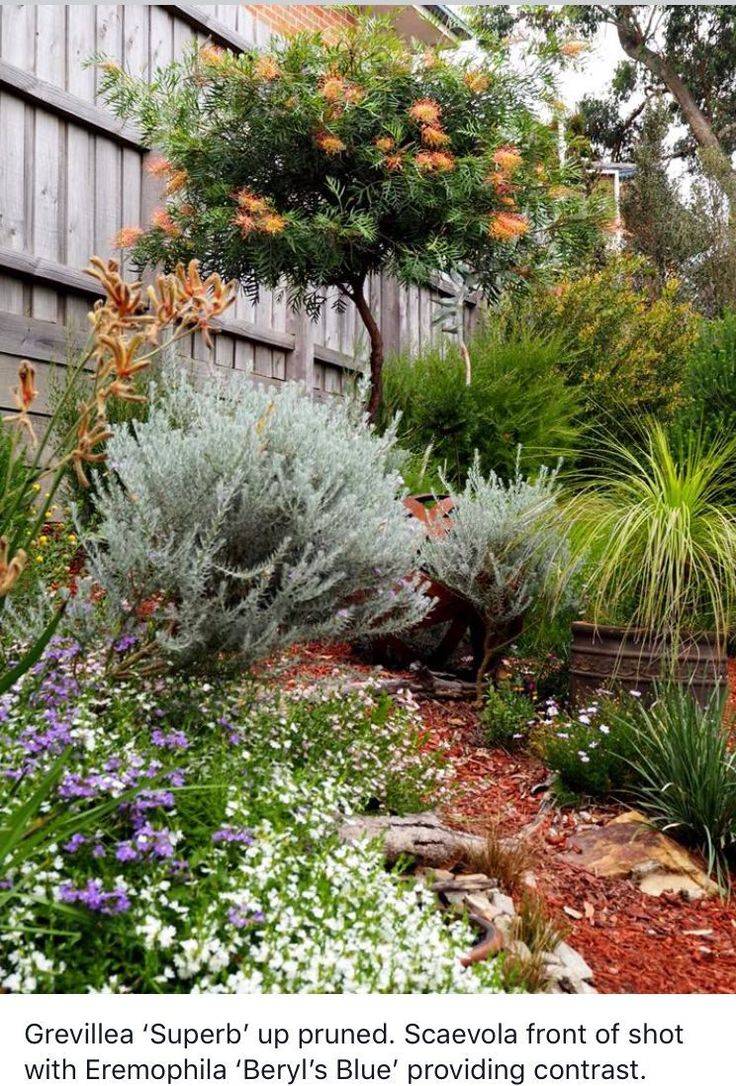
[[82, 372, 430, 668], [421, 458, 570, 695]]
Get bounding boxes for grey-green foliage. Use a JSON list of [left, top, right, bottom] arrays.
[[83, 372, 430, 668], [422, 458, 570, 632]]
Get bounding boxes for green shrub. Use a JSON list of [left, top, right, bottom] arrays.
[[381, 320, 582, 485], [481, 684, 536, 749], [524, 254, 699, 440], [675, 311, 736, 450], [532, 695, 637, 801], [619, 685, 736, 886], [82, 372, 430, 670]]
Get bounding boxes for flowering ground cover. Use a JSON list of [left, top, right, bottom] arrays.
[[271, 643, 736, 995], [0, 638, 504, 994]]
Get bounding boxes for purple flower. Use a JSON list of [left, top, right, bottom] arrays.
[[63, 833, 87, 854], [114, 635, 138, 654], [227, 905, 265, 929], [212, 825, 254, 846], [115, 841, 138, 862], [58, 879, 131, 915], [150, 728, 189, 750]]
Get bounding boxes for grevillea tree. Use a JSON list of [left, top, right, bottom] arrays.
[[99, 17, 606, 418]]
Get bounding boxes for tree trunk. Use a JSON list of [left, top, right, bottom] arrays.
[[349, 278, 384, 423], [613, 6, 736, 202]]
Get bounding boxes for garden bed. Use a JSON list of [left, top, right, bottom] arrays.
[[279, 644, 736, 995]]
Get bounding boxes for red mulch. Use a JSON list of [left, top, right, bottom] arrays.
[[279, 642, 736, 994]]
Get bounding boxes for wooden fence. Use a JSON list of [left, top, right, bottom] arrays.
[[0, 3, 477, 425]]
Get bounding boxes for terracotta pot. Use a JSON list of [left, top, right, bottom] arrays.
[[570, 621, 728, 708]]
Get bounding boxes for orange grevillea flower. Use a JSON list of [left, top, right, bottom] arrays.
[[421, 125, 450, 149], [492, 146, 523, 175], [384, 153, 404, 172], [199, 44, 226, 67], [464, 70, 490, 94], [146, 156, 173, 178], [560, 40, 587, 57], [374, 136, 395, 153], [166, 170, 188, 195], [320, 75, 346, 102], [416, 150, 455, 173], [259, 212, 286, 235], [408, 98, 442, 126], [488, 211, 530, 240], [315, 132, 346, 155], [254, 55, 280, 81], [235, 189, 270, 214], [151, 208, 182, 237], [114, 226, 145, 250], [234, 210, 257, 237], [548, 184, 572, 200]]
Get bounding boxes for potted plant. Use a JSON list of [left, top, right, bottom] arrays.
[[565, 423, 736, 705]]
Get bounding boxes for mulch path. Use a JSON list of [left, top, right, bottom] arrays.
[[277, 643, 736, 994]]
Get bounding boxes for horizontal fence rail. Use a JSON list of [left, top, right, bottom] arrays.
[[0, 3, 477, 420]]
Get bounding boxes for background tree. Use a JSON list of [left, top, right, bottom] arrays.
[[99, 17, 606, 418], [475, 6, 736, 197]]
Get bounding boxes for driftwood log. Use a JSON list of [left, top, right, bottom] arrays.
[[339, 812, 485, 869]]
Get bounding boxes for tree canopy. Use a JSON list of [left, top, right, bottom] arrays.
[[99, 16, 606, 416]]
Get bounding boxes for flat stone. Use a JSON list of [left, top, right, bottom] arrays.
[[555, 941, 594, 982], [560, 811, 719, 898], [489, 891, 515, 917]]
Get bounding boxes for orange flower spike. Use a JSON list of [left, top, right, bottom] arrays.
[[258, 212, 287, 235], [234, 189, 269, 214], [99, 333, 150, 381], [374, 136, 395, 153], [421, 125, 450, 149], [0, 536, 27, 598], [315, 132, 346, 155], [15, 361, 37, 413], [408, 98, 442, 126], [488, 211, 530, 241], [464, 70, 490, 94], [319, 74, 346, 102], [70, 404, 113, 489], [384, 153, 404, 172], [254, 55, 280, 82], [114, 226, 145, 250], [151, 208, 182, 237], [146, 155, 173, 178], [165, 170, 188, 196], [86, 257, 143, 320], [492, 146, 523, 175]]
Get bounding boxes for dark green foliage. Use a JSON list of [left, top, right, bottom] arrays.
[[0, 424, 37, 545], [619, 685, 736, 886], [380, 320, 582, 485], [675, 312, 736, 448], [481, 684, 536, 750]]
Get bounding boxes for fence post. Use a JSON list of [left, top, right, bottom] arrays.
[[287, 305, 316, 394]]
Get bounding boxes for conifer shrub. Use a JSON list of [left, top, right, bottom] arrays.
[[82, 374, 430, 670]]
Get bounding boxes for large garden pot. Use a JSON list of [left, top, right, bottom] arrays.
[[570, 621, 728, 708]]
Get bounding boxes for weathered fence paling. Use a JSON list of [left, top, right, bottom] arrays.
[[0, 3, 476, 419]]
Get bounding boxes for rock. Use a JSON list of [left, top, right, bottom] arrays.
[[560, 811, 719, 898], [489, 890, 515, 917], [508, 940, 532, 962], [339, 812, 485, 869], [555, 941, 594, 983]]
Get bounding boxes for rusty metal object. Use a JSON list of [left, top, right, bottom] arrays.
[[570, 621, 728, 708], [373, 494, 484, 670]]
